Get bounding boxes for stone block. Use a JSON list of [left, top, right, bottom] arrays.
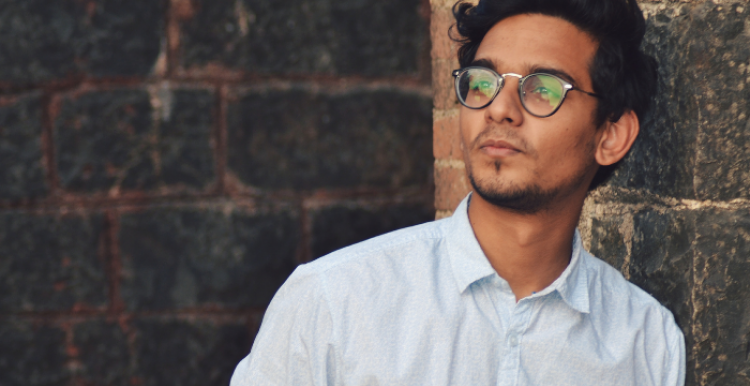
[[431, 6, 458, 60], [684, 3, 750, 200], [0, 94, 47, 200], [0, 213, 107, 312], [434, 164, 470, 212], [692, 209, 750, 384], [74, 320, 130, 386], [630, 210, 694, 332], [227, 89, 432, 190], [180, 0, 427, 76], [0, 0, 164, 85], [132, 318, 252, 386], [119, 207, 299, 310], [604, 4, 697, 199], [55, 89, 214, 193], [311, 202, 434, 258], [0, 320, 69, 386], [588, 215, 630, 275]]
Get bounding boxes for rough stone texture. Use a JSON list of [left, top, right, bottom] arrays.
[[0, 0, 164, 85], [687, 3, 750, 201], [119, 208, 300, 310], [74, 320, 131, 386], [311, 202, 434, 258], [227, 89, 433, 190], [55, 89, 215, 193], [0, 93, 47, 200], [180, 0, 427, 76], [0, 320, 69, 386], [132, 319, 252, 386], [692, 209, 750, 385], [0, 213, 107, 312], [588, 215, 630, 275], [605, 5, 697, 199]]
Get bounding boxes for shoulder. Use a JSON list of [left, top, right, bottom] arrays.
[[582, 250, 684, 347]]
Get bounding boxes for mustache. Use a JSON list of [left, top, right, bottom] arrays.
[[469, 125, 534, 156]]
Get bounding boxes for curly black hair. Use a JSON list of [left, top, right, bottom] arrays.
[[451, 0, 658, 188]]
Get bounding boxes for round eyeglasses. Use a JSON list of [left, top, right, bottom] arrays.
[[452, 67, 599, 118]]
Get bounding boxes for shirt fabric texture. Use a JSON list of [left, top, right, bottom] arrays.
[[231, 194, 686, 386]]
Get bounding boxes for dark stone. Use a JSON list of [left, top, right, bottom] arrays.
[[604, 5, 697, 199], [119, 207, 299, 310], [74, 320, 130, 386], [0, 93, 47, 199], [55, 89, 215, 193], [0, 213, 107, 312], [311, 202, 434, 258], [588, 215, 629, 274], [692, 209, 750, 385], [159, 90, 216, 188], [180, 0, 427, 76], [227, 89, 433, 190], [630, 209, 695, 385], [683, 4, 750, 201], [0, 0, 164, 85], [0, 320, 69, 386], [132, 319, 253, 386]]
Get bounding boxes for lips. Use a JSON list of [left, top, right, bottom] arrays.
[[479, 139, 522, 157]]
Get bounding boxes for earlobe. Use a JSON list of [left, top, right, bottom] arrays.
[[595, 110, 639, 166]]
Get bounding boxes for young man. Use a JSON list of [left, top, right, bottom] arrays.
[[231, 0, 685, 384]]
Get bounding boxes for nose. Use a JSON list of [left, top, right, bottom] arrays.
[[485, 75, 524, 126]]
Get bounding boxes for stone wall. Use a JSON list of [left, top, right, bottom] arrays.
[[0, 0, 433, 385], [431, 0, 750, 384]]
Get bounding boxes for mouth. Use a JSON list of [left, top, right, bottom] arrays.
[[478, 139, 522, 157]]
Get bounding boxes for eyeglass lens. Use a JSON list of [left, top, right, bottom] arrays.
[[456, 68, 566, 116]]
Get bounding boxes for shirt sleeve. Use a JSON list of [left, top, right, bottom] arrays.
[[661, 311, 686, 386], [230, 265, 337, 386]]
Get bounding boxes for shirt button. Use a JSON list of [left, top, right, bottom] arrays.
[[509, 334, 519, 347]]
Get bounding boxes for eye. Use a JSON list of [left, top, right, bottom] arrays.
[[469, 78, 495, 98]]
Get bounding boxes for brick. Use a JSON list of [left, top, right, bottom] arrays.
[[0, 94, 47, 200], [180, 0, 427, 76], [603, 4, 696, 199], [691, 209, 750, 385], [434, 164, 470, 212], [74, 320, 130, 386], [432, 58, 460, 110], [433, 110, 462, 160], [0, 320, 69, 386], [588, 215, 630, 275], [227, 89, 433, 190], [119, 208, 299, 310], [132, 318, 252, 386], [430, 6, 458, 60], [55, 89, 215, 193], [311, 202, 434, 258], [0, 213, 107, 312], [159, 90, 216, 188], [0, 0, 164, 85]]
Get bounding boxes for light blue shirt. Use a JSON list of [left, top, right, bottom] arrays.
[[231, 195, 685, 386]]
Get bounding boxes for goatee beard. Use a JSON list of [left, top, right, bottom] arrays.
[[468, 168, 560, 214]]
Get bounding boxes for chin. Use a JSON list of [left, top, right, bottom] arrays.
[[468, 169, 562, 214]]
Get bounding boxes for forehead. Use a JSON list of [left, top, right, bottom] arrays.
[[474, 13, 598, 87]]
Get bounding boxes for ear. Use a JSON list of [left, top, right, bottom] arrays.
[[595, 110, 639, 166]]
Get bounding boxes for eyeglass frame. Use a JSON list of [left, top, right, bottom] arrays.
[[451, 67, 600, 118]]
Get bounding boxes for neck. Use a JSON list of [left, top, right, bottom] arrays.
[[467, 191, 586, 301]]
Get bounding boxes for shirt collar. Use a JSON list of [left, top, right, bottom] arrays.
[[446, 193, 591, 314]]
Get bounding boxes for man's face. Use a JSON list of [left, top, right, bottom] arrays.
[[459, 13, 603, 213]]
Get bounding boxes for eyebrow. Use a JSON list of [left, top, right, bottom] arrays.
[[468, 58, 581, 87]]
